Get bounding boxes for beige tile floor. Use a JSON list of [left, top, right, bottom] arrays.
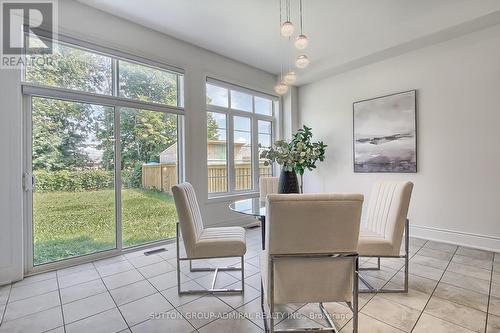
[[0, 227, 499, 333]]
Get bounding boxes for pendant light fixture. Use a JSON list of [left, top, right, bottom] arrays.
[[274, 80, 289, 95], [280, 0, 294, 37], [275, 2, 289, 96], [284, 71, 297, 85], [274, 62, 289, 95], [275, 0, 311, 93], [295, 54, 310, 69], [294, 0, 309, 50]]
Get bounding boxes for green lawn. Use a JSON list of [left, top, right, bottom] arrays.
[[33, 188, 177, 265]]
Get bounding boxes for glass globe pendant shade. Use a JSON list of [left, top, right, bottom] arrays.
[[295, 54, 310, 69], [283, 71, 297, 85], [280, 21, 294, 37], [274, 81, 289, 95], [294, 34, 309, 50]]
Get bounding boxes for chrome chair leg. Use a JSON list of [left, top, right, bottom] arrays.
[[176, 223, 245, 294], [358, 219, 410, 294]]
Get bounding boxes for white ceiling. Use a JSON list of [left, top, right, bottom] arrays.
[[78, 0, 500, 85]]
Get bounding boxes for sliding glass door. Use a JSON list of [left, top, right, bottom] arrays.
[[28, 97, 182, 267], [23, 36, 185, 270], [31, 97, 116, 265], [120, 108, 179, 248]]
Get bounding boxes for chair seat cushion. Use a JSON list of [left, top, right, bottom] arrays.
[[358, 228, 397, 257], [193, 226, 247, 258]]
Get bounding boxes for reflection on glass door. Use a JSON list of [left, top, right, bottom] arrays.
[[120, 108, 179, 248], [32, 97, 116, 265], [233, 116, 252, 190]]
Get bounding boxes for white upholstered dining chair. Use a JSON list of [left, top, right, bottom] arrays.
[[358, 180, 414, 293], [261, 193, 364, 333], [259, 176, 279, 200], [172, 182, 246, 294]]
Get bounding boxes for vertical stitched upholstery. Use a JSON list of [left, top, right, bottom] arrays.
[[171, 182, 205, 257], [259, 176, 279, 200], [364, 181, 414, 252], [262, 193, 364, 304]]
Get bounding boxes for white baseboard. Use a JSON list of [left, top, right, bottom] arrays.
[[410, 224, 500, 253]]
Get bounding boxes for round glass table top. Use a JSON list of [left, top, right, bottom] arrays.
[[229, 198, 266, 218]]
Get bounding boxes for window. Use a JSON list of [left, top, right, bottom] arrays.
[[23, 36, 184, 267], [25, 37, 112, 95], [207, 112, 227, 193], [207, 83, 229, 108], [234, 116, 252, 190], [258, 120, 273, 177], [206, 79, 277, 195], [119, 60, 179, 106]]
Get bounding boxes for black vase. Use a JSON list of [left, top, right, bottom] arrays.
[[278, 170, 300, 194]]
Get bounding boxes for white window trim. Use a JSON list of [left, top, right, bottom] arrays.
[[206, 79, 278, 199]]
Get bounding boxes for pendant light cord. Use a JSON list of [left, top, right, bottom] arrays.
[[279, 0, 282, 26], [299, 0, 303, 34], [279, 0, 283, 79], [287, 0, 290, 21]]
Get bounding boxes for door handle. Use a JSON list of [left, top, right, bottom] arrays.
[[23, 172, 34, 191]]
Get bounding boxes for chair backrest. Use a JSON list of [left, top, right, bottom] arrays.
[[171, 182, 204, 257], [259, 176, 279, 200], [266, 193, 364, 255], [263, 193, 364, 304], [365, 181, 414, 249]]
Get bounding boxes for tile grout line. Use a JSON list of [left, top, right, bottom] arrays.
[[181, 255, 264, 331], [359, 241, 429, 331], [6, 259, 180, 306], [91, 261, 133, 333], [5, 279, 60, 304], [292, 240, 428, 330], [410, 245, 465, 332], [121, 251, 199, 332], [2, 238, 493, 332], [51, 250, 250, 331], [9, 273, 55, 289], [484, 252, 495, 333], [334, 240, 429, 331], [13, 272, 144, 308], [55, 270, 67, 333], [0, 285, 12, 327]]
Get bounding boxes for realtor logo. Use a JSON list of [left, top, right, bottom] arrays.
[[1, 0, 57, 68]]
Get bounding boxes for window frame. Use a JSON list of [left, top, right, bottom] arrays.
[[206, 78, 278, 198], [21, 31, 186, 274], [23, 33, 184, 112]]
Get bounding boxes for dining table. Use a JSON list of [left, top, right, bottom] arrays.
[[229, 198, 266, 250]]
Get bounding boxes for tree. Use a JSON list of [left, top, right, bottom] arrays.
[[29, 43, 112, 171], [29, 43, 180, 175], [207, 112, 219, 141]]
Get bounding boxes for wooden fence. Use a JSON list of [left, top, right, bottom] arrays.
[[141, 164, 178, 194], [142, 163, 272, 194]]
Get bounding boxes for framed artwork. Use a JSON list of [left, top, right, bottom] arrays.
[[353, 90, 417, 173]]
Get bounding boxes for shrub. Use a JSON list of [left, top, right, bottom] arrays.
[[35, 170, 114, 192], [122, 162, 143, 189]]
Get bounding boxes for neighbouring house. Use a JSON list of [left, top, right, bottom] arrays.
[[160, 140, 251, 165]]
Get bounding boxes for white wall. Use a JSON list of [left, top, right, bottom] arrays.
[[0, 0, 276, 284], [298, 25, 500, 252], [0, 69, 24, 286]]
